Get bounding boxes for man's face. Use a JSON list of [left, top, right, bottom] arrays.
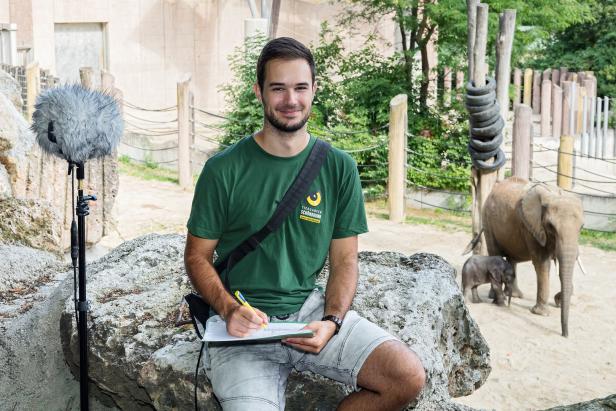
[[255, 58, 316, 133]]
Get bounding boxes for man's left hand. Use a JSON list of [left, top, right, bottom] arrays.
[[282, 320, 336, 353]]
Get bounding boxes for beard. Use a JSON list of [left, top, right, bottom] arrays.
[[263, 103, 311, 133]]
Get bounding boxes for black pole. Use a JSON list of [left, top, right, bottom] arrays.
[[75, 162, 93, 411]]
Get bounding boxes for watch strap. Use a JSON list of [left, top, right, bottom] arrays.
[[321, 315, 342, 335]]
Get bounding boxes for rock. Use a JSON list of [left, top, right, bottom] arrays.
[[0, 163, 11, 198], [540, 394, 616, 411], [0, 244, 118, 410], [60, 234, 490, 410], [0, 68, 23, 110], [0, 91, 36, 198], [0, 197, 63, 253]]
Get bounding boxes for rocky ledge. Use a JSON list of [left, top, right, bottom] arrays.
[[58, 234, 489, 410]]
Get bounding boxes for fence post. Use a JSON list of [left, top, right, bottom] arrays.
[[532, 70, 541, 114], [177, 74, 192, 189], [552, 85, 562, 139], [540, 80, 551, 137], [523, 68, 533, 106], [576, 86, 585, 135], [455, 71, 465, 102], [25, 61, 40, 122], [443, 67, 452, 107], [512, 104, 532, 180], [101, 69, 115, 92], [603, 97, 609, 160], [595, 97, 602, 158], [79, 67, 94, 89], [581, 96, 588, 157], [557, 135, 574, 190], [562, 81, 572, 136], [552, 68, 560, 87], [495, 10, 516, 122], [513, 68, 521, 106], [388, 94, 408, 223]]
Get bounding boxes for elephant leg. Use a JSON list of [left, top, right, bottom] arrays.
[[471, 287, 482, 303], [509, 262, 524, 298], [491, 261, 523, 299], [530, 259, 551, 316]]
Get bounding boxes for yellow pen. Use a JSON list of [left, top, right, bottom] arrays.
[[234, 290, 267, 328]]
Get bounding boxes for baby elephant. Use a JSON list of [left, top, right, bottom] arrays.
[[461, 255, 515, 306]]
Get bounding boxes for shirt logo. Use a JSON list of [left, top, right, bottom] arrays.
[[306, 191, 321, 207], [300, 191, 322, 224]]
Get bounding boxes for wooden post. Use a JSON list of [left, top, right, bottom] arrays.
[[603, 97, 609, 159], [532, 70, 541, 114], [542, 69, 551, 83], [581, 96, 589, 157], [444, 67, 452, 107], [557, 135, 574, 190], [560, 67, 569, 83], [552, 68, 560, 87], [583, 77, 596, 134], [595, 97, 602, 158], [523, 68, 533, 106], [177, 74, 192, 189], [513, 68, 521, 106], [495, 10, 516, 122], [562, 81, 572, 136], [552, 85, 562, 139], [540, 80, 552, 137], [512, 104, 532, 179], [470, 3, 492, 256], [456, 71, 465, 102], [576, 86, 585, 135], [79, 67, 94, 89], [467, 0, 479, 81], [101, 69, 115, 92], [388, 94, 408, 223], [25, 61, 40, 122], [589, 93, 596, 157]]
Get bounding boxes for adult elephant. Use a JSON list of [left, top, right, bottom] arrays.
[[481, 177, 584, 337]]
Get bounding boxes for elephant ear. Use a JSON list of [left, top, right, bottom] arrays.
[[519, 184, 549, 247]]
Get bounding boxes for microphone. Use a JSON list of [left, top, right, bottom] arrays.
[[31, 84, 123, 164]]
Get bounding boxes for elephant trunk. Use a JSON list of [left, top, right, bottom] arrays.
[[557, 243, 577, 338]]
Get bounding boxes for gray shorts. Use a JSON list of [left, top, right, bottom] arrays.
[[203, 289, 397, 410]]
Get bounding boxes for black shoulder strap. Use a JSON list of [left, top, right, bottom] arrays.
[[215, 138, 331, 285]]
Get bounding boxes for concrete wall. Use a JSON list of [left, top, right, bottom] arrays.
[[0, 0, 9, 24], [6, 0, 394, 113]]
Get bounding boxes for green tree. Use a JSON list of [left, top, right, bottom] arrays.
[[531, 0, 616, 97]]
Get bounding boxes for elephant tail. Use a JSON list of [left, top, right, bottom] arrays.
[[462, 229, 484, 255]]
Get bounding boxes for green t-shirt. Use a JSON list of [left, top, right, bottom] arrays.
[[187, 135, 368, 315]]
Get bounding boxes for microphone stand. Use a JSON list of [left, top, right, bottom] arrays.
[[70, 162, 96, 411]]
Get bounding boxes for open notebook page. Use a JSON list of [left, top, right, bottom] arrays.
[[202, 318, 314, 343]]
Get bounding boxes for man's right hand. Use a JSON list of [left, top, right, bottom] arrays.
[[225, 305, 269, 337]]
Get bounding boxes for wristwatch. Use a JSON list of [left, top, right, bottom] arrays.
[[321, 315, 343, 335]]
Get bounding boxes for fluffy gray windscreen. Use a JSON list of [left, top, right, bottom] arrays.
[[31, 84, 123, 164]]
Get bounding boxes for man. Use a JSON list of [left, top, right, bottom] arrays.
[[185, 37, 425, 410]]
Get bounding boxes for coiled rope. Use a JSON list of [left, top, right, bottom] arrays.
[[465, 77, 506, 171]]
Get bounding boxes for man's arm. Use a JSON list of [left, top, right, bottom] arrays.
[[324, 236, 359, 319], [184, 233, 267, 336], [283, 236, 359, 353]]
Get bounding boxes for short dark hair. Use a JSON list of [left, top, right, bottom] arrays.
[[256, 37, 316, 91]]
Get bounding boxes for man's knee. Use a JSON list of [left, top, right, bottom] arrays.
[[387, 343, 426, 404]]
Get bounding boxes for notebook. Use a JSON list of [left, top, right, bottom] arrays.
[[202, 318, 314, 343]]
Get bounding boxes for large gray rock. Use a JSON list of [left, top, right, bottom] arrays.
[[0, 163, 11, 198], [0, 197, 64, 253], [541, 394, 616, 411], [60, 234, 490, 410], [0, 68, 23, 110], [0, 91, 36, 198]]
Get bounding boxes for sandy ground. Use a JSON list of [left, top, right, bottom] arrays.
[[97, 174, 616, 410]]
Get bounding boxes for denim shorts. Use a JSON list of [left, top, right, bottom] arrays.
[[203, 289, 397, 410]]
